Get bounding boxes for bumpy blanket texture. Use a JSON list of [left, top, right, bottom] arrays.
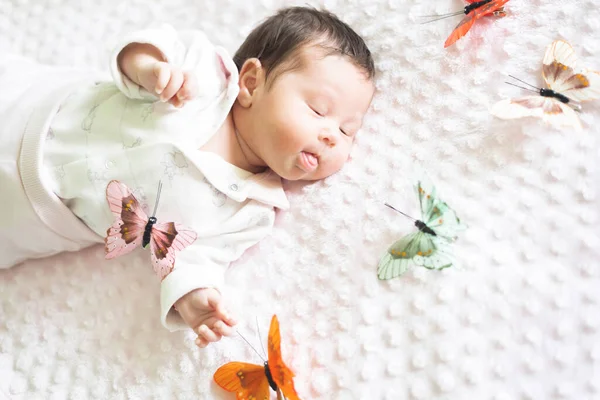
[[1, 0, 599, 399]]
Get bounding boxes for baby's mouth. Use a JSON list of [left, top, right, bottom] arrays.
[[298, 151, 319, 172]]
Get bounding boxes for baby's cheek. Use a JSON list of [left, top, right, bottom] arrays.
[[324, 152, 348, 177]]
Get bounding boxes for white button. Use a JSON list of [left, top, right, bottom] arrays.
[[229, 183, 238, 191], [105, 160, 114, 169]]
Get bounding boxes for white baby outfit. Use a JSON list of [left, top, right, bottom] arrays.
[[0, 25, 289, 330]]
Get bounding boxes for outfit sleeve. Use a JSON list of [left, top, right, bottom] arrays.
[[159, 204, 276, 331], [109, 23, 230, 101]]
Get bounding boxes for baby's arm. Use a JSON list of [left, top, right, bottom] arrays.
[[110, 24, 226, 106], [160, 204, 278, 349], [117, 43, 198, 108]]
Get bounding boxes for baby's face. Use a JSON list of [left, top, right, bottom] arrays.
[[246, 47, 374, 181]]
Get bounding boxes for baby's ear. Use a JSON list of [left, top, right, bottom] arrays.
[[237, 58, 263, 107]]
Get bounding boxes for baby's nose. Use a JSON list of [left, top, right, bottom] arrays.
[[319, 128, 336, 147]]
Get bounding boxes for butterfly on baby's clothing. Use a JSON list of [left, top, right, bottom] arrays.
[[491, 40, 600, 130], [104, 180, 197, 280], [378, 179, 466, 280], [214, 315, 301, 400], [420, 0, 510, 48]]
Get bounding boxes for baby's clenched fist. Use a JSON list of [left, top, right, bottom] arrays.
[[117, 42, 199, 108], [174, 288, 237, 348], [151, 62, 199, 107]]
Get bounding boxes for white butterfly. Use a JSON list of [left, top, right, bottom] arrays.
[[491, 40, 600, 130]]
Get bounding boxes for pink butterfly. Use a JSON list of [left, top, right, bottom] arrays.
[[104, 180, 197, 280]]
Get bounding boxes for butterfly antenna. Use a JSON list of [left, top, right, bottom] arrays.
[[256, 317, 268, 360], [384, 202, 417, 221], [504, 81, 540, 94], [508, 75, 541, 90], [236, 330, 265, 362], [419, 11, 464, 24], [570, 101, 583, 112], [151, 180, 163, 217]]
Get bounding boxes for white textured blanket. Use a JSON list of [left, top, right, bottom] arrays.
[[1, 0, 599, 399]]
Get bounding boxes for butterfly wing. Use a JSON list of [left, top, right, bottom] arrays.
[[150, 222, 197, 280], [491, 96, 582, 130], [213, 362, 271, 400], [413, 241, 456, 270], [267, 315, 301, 400], [444, 0, 510, 48], [378, 229, 460, 279], [416, 180, 465, 241], [542, 40, 600, 102], [444, 14, 477, 48], [416, 179, 438, 223], [378, 231, 444, 279], [104, 180, 148, 259]]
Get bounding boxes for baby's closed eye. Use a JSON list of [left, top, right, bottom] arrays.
[[308, 103, 326, 116]]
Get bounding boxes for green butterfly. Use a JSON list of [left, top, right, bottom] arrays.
[[377, 179, 466, 280]]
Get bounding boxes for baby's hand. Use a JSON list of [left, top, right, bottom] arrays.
[[135, 62, 199, 108], [118, 43, 199, 108], [150, 62, 199, 107], [174, 288, 237, 348]]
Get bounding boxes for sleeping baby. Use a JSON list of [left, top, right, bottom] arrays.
[[0, 6, 375, 348]]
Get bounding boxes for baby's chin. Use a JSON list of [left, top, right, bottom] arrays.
[[279, 167, 337, 182], [270, 165, 314, 181], [269, 157, 342, 181]]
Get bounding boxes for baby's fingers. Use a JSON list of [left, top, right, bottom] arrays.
[[158, 68, 184, 103], [213, 320, 235, 337], [196, 324, 222, 344], [169, 72, 198, 108], [195, 336, 208, 348], [153, 62, 171, 96], [212, 305, 237, 329], [178, 71, 199, 100]]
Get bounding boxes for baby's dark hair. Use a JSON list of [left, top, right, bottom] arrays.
[[233, 6, 375, 86]]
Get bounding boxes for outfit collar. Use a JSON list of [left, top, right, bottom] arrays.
[[186, 150, 290, 210]]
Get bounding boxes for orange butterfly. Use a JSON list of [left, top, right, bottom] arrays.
[[423, 0, 510, 48], [445, 0, 510, 47], [214, 315, 301, 400]]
